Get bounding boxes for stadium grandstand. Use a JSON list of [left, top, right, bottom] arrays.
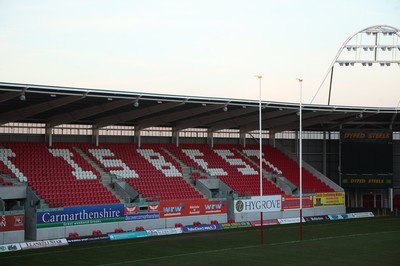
[[0, 77, 399, 245], [0, 25, 399, 256]]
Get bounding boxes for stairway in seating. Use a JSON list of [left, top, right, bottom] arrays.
[[3, 142, 120, 207], [73, 147, 124, 202], [166, 143, 283, 196], [83, 143, 203, 201], [162, 146, 207, 193]]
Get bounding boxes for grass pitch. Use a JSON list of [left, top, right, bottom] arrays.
[[2, 216, 399, 266]]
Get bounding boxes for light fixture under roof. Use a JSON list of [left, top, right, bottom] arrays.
[[222, 106, 228, 112], [19, 93, 26, 101], [133, 100, 139, 108]]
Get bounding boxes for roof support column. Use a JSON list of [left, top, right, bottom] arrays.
[[207, 129, 214, 148], [323, 130, 327, 176], [45, 124, 53, 148], [92, 126, 99, 147], [339, 124, 342, 187], [239, 129, 246, 147], [269, 129, 276, 147], [295, 130, 299, 160], [172, 128, 180, 147], [134, 127, 141, 149]]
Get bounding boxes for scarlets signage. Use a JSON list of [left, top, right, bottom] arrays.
[[148, 199, 227, 218], [0, 214, 25, 232], [124, 206, 139, 215]]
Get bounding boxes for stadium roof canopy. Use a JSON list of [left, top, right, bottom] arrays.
[[0, 82, 399, 133]]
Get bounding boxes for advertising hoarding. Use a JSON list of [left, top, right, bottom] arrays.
[[36, 204, 124, 228], [313, 192, 345, 208], [234, 195, 281, 213], [0, 214, 24, 232], [150, 199, 227, 218], [281, 195, 313, 210]]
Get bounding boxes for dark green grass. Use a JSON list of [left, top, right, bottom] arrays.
[[1, 217, 399, 266]]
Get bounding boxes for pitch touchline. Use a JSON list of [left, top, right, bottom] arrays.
[[3, 218, 397, 260], [268, 229, 400, 246], [97, 229, 400, 266]]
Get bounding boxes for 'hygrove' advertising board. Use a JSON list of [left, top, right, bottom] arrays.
[[234, 195, 281, 213]]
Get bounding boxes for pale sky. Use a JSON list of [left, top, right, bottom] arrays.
[[1, 0, 399, 107]]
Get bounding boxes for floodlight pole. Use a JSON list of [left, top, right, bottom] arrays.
[[297, 78, 303, 241], [255, 75, 263, 245]]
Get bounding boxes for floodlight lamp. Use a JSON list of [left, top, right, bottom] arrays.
[[350, 62, 355, 66], [381, 47, 387, 51], [346, 47, 351, 51], [352, 47, 357, 51], [362, 62, 367, 66], [339, 62, 344, 66], [133, 100, 139, 108], [19, 93, 26, 101], [363, 47, 368, 51], [369, 47, 374, 51], [345, 62, 349, 66], [368, 63, 373, 66], [386, 63, 391, 66], [380, 63, 385, 66], [222, 106, 228, 112]]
